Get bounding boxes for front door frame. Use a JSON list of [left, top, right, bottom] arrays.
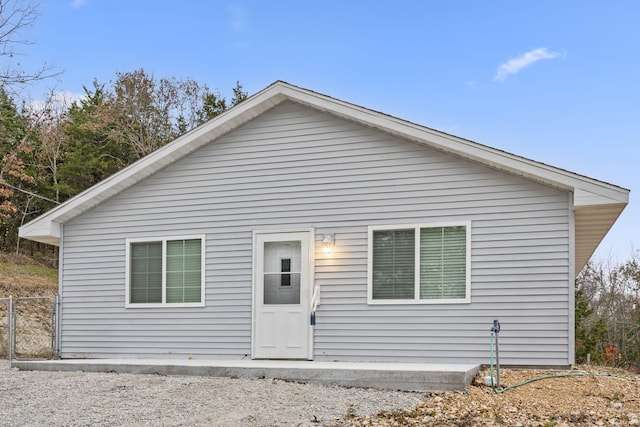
[[251, 228, 315, 360]]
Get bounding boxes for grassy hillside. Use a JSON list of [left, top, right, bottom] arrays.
[[0, 252, 58, 298]]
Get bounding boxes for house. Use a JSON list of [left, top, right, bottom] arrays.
[[19, 81, 629, 367]]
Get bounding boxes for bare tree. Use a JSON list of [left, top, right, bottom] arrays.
[[26, 90, 73, 202], [576, 252, 640, 367], [0, 0, 58, 87], [97, 69, 225, 159]]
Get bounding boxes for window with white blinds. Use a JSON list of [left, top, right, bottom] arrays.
[[127, 236, 204, 307], [369, 223, 470, 304], [130, 241, 163, 304], [371, 229, 415, 299]]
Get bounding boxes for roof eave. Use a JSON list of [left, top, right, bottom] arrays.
[[574, 202, 628, 277], [19, 220, 61, 246]]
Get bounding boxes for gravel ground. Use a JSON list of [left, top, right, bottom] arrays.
[[338, 366, 640, 426], [0, 361, 423, 426]]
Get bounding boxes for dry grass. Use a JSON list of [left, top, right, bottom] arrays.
[[336, 366, 640, 426], [0, 252, 58, 298], [0, 251, 58, 357]]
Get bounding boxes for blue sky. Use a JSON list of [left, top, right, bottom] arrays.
[[16, 0, 639, 262]]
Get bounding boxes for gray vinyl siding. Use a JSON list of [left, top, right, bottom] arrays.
[[60, 101, 572, 365]]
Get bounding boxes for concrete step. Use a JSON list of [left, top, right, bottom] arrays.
[[11, 359, 481, 391]]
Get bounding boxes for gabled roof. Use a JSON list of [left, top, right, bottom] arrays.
[[19, 81, 629, 274]]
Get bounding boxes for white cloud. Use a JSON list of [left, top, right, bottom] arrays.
[[227, 5, 248, 33], [54, 90, 86, 106], [28, 91, 86, 116], [70, 0, 87, 8], [494, 48, 561, 82]]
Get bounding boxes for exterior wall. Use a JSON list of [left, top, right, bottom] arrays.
[[60, 101, 572, 365]]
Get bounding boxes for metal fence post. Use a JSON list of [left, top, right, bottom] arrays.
[[7, 296, 12, 364], [54, 294, 60, 359]]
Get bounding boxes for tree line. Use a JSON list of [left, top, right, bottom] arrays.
[[0, 69, 247, 255], [576, 254, 640, 369]]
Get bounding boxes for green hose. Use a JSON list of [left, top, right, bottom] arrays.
[[489, 333, 615, 394]]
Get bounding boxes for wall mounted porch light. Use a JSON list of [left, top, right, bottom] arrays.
[[322, 234, 334, 256]]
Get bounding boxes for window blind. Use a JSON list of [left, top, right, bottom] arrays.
[[130, 241, 162, 303], [372, 229, 415, 299], [166, 239, 202, 303], [420, 226, 466, 299]]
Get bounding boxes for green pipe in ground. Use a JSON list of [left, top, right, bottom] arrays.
[[488, 333, 616, 394]]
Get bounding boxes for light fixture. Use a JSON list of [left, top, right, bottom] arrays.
[[322, 234, 334, 256]]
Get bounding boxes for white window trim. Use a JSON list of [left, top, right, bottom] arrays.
[[367, 221, 471, 305], [125, 235, 206, 308]]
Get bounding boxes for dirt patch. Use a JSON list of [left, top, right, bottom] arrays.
[[337, 366, 640, 426], [0, 297, 55, 358], [0, 252, 57, 358]]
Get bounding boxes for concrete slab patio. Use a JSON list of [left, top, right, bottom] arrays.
[[11, 359, 481, 392]]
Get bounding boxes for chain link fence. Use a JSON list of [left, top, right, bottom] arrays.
[[0, 296, 57, 360], [0, 298, 10, 358]]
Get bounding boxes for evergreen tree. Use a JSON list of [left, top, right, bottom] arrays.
[[58, 82, 133, 197], [2, 71, 247, 254], [230, 81, 248, 107], [0, 88, 30, 249]]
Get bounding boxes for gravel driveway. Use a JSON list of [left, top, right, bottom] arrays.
[[0, 361, 422, 426]]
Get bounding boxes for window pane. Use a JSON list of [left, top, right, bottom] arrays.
[[166, 254, 183, 271], [184, 256, 201, 270], [165, 286, 182, 303], [130, 242, 162, 303], [264, 241, 301, 273], [372, 230, 415, 299], [184, 239, 201, 255], [183, 285, 202, 303], [264, 273, 300, 304], [420, 226, 466, 299], [166, 239, 202, 304], [263, 241, 301, 305]]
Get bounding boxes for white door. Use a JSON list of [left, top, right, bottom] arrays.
[[253, 231, 312, 359]]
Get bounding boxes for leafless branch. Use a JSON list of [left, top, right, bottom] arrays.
[[0, 0, 61, 87]]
